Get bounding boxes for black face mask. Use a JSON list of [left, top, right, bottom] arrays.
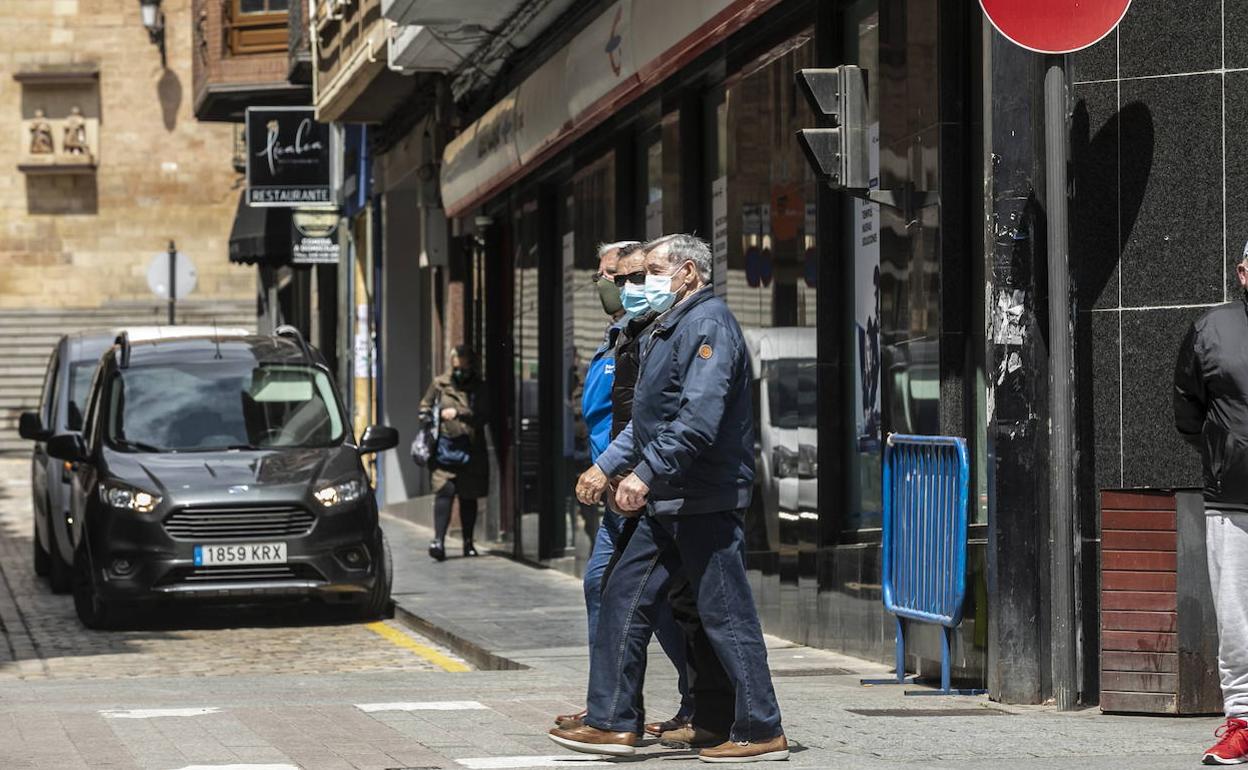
[[453, 367, 473, 384]]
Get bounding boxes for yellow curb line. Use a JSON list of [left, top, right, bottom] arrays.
[[364, 621, 471, 672]]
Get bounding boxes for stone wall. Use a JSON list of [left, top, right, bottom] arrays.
[[0, 0, 253, 309]]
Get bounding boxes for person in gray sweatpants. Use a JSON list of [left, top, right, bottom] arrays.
[[1175, 246, 1248, 766]]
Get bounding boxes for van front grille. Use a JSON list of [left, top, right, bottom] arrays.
[[162, 505, 315, 541]]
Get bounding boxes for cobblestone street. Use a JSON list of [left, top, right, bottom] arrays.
[[0, 455, 1229, 769], [0, 457, 466, 681]]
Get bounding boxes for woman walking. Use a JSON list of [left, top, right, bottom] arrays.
[[419, 345, 489, 561]]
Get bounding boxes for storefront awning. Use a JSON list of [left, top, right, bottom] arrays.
[[228, 193, 293, 265]]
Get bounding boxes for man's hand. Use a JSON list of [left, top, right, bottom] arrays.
[[440, 407, 458, 422], [576, 464, 610, 505], [614, 472, 650, 514]]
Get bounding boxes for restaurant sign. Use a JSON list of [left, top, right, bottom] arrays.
[[290, 208, 340, 264], [245, 107, 332, 207]]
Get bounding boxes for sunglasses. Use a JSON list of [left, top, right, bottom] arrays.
[[612, 272, 646, 288]]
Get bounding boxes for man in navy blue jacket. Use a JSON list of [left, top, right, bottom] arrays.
[[550, 234, 787, 763], [555, 241, 693, 732]]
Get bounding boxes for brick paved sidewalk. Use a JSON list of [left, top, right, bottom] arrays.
[[379, 513, 1222, 769]]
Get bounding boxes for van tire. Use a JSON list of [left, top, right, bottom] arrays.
[[48, 533, 73, 594], [73, 542, 118, 630], [33, 512, 50, 578], [359, 531, 393, 620]]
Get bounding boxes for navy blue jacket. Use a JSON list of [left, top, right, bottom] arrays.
[[597, 286, 755, 515]]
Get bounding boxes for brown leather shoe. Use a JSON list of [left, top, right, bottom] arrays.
[[548, 724, 638, 756], [699, 734, 790, 763], [553, 708, 587, 727], [660, 723, 727, 749], [645, 714, 690, 736]]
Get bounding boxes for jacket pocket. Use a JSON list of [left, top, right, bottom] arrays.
[[1204, 420, 1248, 502]]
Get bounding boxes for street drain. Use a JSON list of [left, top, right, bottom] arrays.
[[846, 708, 1010, 717], [771, 667, 854, 677]]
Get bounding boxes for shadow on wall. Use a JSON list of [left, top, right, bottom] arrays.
[[157, 69, 181, 132], [1072, 100, 1154, 310], [25, 173, 98, 215], [1070, 99, 1154, 703], [1070, 97, 1154, 487]]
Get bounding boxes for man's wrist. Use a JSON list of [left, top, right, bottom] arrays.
[[633, 461, 655, 487]]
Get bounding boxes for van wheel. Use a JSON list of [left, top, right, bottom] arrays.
[[359, 532, 393, 620], [73, 543, 117, 630], [32, 513, 50, 578], [48, 534, 73, 594]]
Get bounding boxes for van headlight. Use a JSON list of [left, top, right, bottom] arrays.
[[98, 481, 162, 513], [314, 478, 366, 508]]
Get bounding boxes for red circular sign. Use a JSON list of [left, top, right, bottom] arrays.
[[980, 0, 1132, 54]]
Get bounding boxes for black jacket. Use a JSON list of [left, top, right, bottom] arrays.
[[610, 311, 657, 441], [1174, 295, 1248, 507]]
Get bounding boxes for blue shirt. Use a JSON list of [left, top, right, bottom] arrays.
[[583, 319, 625, 461]]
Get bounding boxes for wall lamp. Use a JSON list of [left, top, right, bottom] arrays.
[[139, 0, 167, 68]]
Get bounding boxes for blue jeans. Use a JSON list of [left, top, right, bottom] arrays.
[[585, 511, 782, 742], [583, 508, 691, 718]]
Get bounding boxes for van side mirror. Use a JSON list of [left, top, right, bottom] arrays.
[[46, 433, 87, 463], [18, 411, 50, 441], [359, 425, 399, 455]]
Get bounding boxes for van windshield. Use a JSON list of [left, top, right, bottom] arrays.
[[106, 361, 345, 452]]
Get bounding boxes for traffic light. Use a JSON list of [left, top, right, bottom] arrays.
[[795, 66, 868, 190]]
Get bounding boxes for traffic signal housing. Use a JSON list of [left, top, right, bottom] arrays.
[[795, 66, 868, 190]]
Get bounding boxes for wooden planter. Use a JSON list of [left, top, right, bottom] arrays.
[[1100, 489, 1220, 714]]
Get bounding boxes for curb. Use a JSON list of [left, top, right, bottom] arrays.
[[390, 601, 528, 673]]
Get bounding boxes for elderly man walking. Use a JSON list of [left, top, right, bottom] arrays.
[[550, 234, 787, 763], [1176, 247, 1248, 765]]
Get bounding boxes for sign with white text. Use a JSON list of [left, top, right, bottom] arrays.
[[290, 209, 340, 264], [245, 107, 332, 207]]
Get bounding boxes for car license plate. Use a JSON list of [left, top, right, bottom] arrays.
[[193, 542, 287, 566]]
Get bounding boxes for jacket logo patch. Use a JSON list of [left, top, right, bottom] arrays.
[[698, 344, 713, 360]]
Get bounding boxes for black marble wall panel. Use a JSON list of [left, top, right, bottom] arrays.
[[1072, 82, 1121, 312], [1118, 0, 1220, 79], [1224, 71, 1248, 296], [1088, 311, 1122, 492], [1118, 74, 1222, 307], [1072, 29, 1117, 84], [1120, 306, 1206, 488], [1227, 2, 1248, 70]]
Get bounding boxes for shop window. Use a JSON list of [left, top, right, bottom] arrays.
[[639, 111, 683, 240], [228, 0, 290, 55], [511, 199, 542, 558], [712, 34, 820, 560], [559, 151, 616, 556]]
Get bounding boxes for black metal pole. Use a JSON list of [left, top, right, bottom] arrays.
[[1044, 55, 1078, 711], [167, 239, 177, 325]]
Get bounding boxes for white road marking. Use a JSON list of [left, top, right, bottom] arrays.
[[170, 766, 299, 770], [355, 700, 489, 712], [99, 707, 222, 719], [456, 758, 610, 769]]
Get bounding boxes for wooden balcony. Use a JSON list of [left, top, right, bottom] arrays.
[[313, 0, 412, 123], [193, 0, 311, 122]]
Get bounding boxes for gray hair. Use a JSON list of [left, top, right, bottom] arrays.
[[645, 233, 712, 281], [597, 240, 642, 259]]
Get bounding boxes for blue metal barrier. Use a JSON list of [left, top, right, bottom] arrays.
[[861, 433, 985, 696]]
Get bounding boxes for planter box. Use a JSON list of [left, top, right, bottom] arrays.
[[1099, 489, 1220, 714]]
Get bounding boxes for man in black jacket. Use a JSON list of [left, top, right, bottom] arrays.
[[1175, 252, 1248, 765]]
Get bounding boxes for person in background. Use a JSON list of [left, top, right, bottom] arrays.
[[555, 241, 694, 732], [419, 345, 489, 561], [1176, 245, 1248, 766]]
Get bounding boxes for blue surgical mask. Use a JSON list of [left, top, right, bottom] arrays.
[[644, 271, 678, 313], [620, 284, 649, 317]]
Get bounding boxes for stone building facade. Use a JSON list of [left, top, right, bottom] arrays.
[[0, 0, 251, 309]]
